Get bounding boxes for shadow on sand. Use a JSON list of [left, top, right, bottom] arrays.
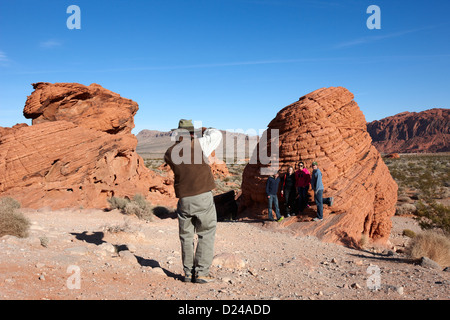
[[70, 231, 182, 281]]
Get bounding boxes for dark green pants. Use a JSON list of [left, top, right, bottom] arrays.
[[177, 191, 217, 277]]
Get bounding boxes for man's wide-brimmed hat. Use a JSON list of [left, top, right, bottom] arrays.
[[172, 119, 195, 133]]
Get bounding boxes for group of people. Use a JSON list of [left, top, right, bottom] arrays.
[[266, 161, 334, 222]]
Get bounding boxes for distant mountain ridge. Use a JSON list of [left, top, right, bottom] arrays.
[[136, 130, 173, 158], [137, 108, 449, 158], [367, 108, 449, 154], [136, 129, 259, 160]]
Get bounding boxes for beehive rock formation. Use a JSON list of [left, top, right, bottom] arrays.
[[367, 108, 449, 154], [0, 82, 176, 209], [240, 87, 398, 245]]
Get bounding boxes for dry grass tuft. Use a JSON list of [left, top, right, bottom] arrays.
[[0, 197, 30, 238], [407, 230, 450, 268], [108, 194, 154, 221]]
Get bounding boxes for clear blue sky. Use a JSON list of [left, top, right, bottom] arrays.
[[1, 0, 449, 134]]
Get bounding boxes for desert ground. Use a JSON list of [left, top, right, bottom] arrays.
[[1, 155, 449, 301], [0, 208, 448, 301]]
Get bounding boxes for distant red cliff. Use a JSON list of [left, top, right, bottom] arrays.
[[367, 108, 449, 154]]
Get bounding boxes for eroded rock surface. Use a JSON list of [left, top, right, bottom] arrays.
[[0, 82, 175, 209], [240, 87, 398, 245]]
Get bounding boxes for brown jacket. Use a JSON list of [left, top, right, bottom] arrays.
[[164, 138, 216, 198]]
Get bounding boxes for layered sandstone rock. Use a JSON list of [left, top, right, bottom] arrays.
[[240, 87, 398, 245], [367, 108, 449, 154], [23, 82, 137, 134], [0, 82, 175, 209]]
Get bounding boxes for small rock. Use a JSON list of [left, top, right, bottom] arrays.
[[354, 260, 364, 266], [152, 267, 166, 276], [127, 244, 137, 253], [212, 253, 246, 270], [2, 235, 20, 244], [26, 236, 43, 248], [119, 250, 138, 264], [419, 257, 441, 270], [94, 249, 108, 257], [351, 283, 361, 289], [396, 286, 404, 295], [248, 268, 258, 276], [331, 258, 338, 264], [222, 277, 232, 284], [98, 242, 116, 254]]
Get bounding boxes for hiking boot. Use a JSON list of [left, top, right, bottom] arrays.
[[183, 275, 193, 283], [313, 217, 323, 222], [329, 197, 334, 207], [277, 216, 284, 222], [195, 275, 215, 284]]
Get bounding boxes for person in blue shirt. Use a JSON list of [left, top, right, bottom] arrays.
[[310, 161, 334, 221], [265, 171, 283, 222]]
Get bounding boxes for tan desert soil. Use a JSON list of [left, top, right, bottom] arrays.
[[0, 208, 448, 300]]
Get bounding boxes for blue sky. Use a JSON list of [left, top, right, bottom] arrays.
[[0, 0, 449, 134]]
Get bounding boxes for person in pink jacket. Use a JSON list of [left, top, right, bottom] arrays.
[[295, 162, 311, 214]]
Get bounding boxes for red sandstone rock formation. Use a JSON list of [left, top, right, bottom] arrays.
[[23, 82, 137, 134], [239, 87, 398, 245], [367, 108, 449, 154], [0, 82, 176, 209]]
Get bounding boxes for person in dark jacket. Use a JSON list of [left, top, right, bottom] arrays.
[[310, 161, 334, 221], [281, 166, 296, 217], [266, 171, 283, 222]]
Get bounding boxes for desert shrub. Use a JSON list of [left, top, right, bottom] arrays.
[[359, 233, 369, 248], [384, 154, 449, 197], [415, 199, 450, 235], [131, 194, 148, 210], [0, 197, 21, 210], [0, 197, 30, 238], [402, 229, 416, 238], [102, 221, 131, 234], [123, 202, 141, 216], [125, 202, 153, 221], [107, 196, 130, 211], [407, 230, 450, 268], [395, 203, 417, 216], [109, 194, 154, 221]]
